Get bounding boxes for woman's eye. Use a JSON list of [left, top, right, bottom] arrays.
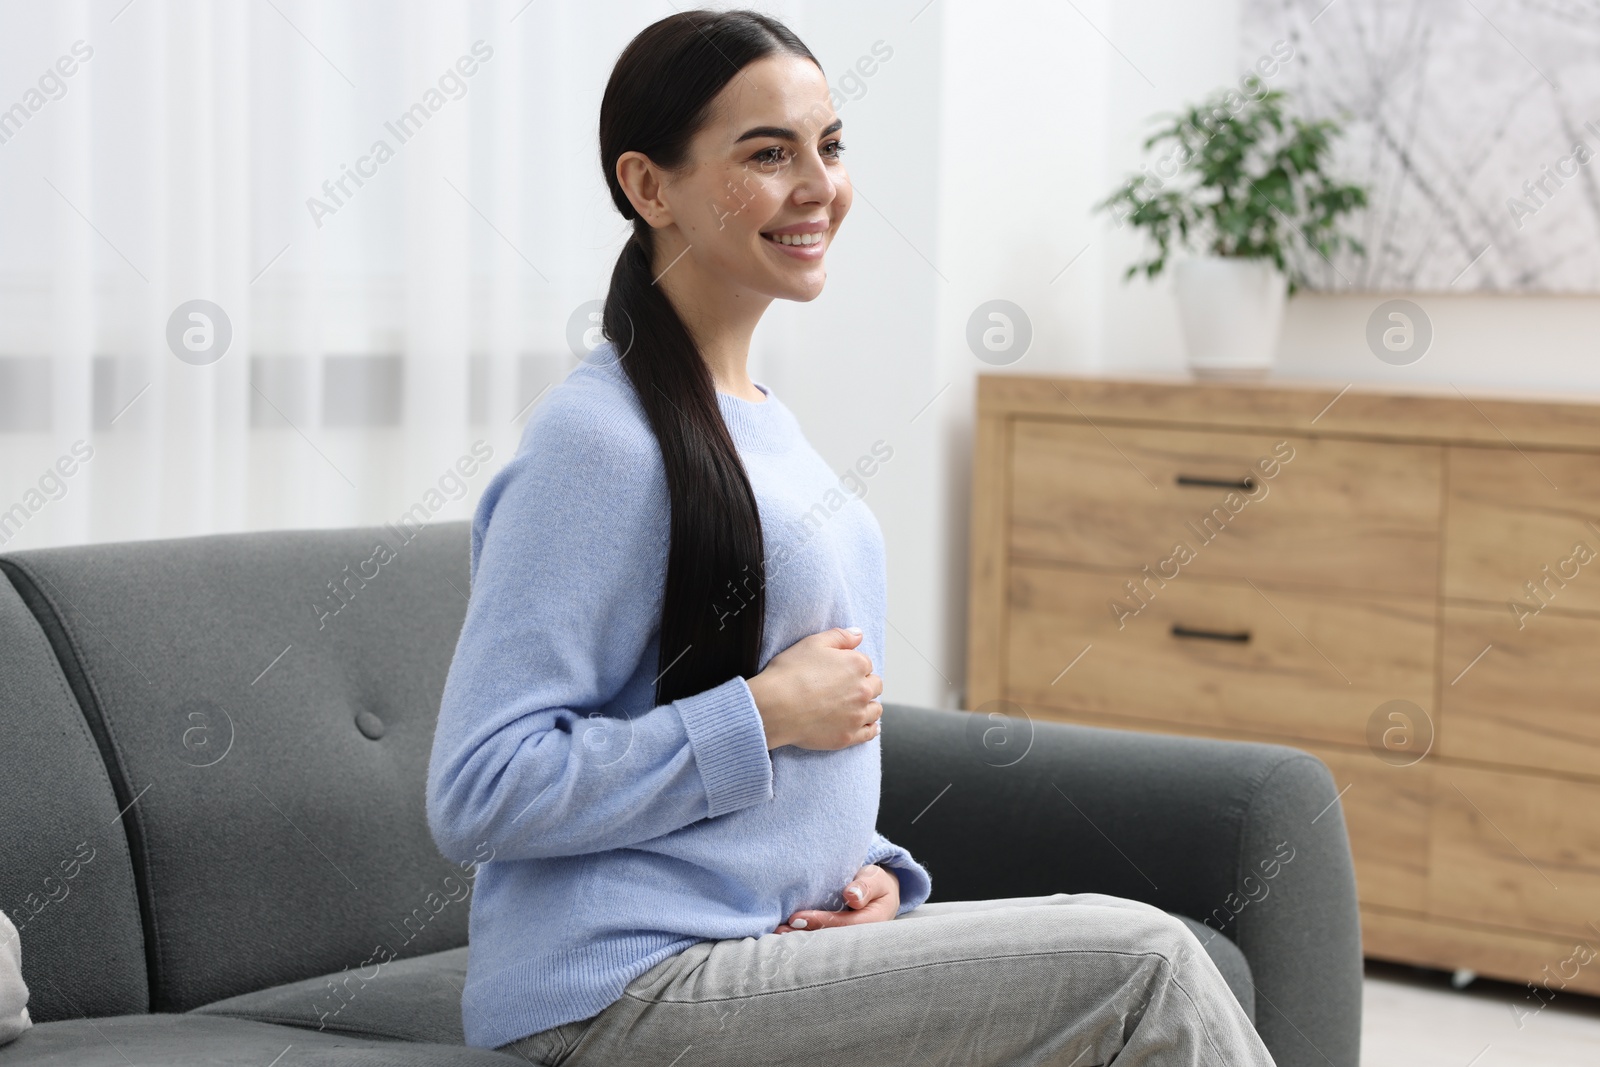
[[753, 141, 846, 166]]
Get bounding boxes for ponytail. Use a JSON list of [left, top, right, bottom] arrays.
[[604, 227, 765, 705]]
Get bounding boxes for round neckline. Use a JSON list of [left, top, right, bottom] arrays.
[[714, 379, 794, 453], [717, 382, 770, 406]]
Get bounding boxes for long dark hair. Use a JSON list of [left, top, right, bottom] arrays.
[[599, 10, 819, 705]]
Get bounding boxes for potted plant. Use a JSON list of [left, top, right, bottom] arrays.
[[1096, 87, 1367, 377]]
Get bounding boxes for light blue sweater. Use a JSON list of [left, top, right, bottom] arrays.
[[426, 343, 934, 1049]]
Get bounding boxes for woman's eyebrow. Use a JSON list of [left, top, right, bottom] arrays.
[[734, 117, 844, 143]]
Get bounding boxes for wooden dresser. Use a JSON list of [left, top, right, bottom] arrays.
[[966, 373, 1600, 995]]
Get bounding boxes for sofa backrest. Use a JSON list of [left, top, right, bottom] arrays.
[[0, 576, 149, 1022], [0, 520, 477, 1013]]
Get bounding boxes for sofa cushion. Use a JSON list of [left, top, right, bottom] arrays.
[[0, 1012, 519, 1065], [0, 573, 147, 1022], [0, 522, 478, 1013], [189, 945, 471, 1045]]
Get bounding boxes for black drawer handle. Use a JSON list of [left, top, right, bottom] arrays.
[[1171, 624, 1252, 643], [1175, 474, 1256, 491]]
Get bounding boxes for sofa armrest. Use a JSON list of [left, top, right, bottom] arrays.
[[877, 702, 1362, 1067]]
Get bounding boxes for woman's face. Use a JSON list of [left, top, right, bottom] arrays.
[[630, 53, 851, 304]]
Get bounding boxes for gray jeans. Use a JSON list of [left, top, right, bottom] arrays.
[[495, 892, 1276, 1066]]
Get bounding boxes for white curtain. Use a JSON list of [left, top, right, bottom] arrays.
[[0, 0, 677, 549]]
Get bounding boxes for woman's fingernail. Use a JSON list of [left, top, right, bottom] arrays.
[[846, 626, 862, 635], [792, 917, 808, 929]]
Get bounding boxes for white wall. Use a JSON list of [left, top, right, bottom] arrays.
[[918, 0, 1114, 708], [756, 2, 952, 707], [770, 0, 1117, 711]]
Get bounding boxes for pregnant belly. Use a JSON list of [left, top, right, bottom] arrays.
[[615, 740, 884, 930]]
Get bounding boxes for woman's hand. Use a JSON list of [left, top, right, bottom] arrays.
[[746, 627, 883, 752], [774, 864, 899, 933]]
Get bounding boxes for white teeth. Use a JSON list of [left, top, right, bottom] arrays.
[[767, 231, 823, 246]]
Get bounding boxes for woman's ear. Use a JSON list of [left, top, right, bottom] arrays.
[[616, 151, 673, 229]]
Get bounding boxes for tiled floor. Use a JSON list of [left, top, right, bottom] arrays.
[[1362, 961, 1600, 1066]]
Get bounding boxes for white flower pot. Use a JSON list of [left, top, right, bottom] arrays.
[[1171, 256, 1287, 378]]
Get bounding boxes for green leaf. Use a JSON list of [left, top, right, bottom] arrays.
[[1095, 82, 1369, 288]]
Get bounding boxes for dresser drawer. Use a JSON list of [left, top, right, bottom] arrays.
[[1444, 445, 1600, 612], [1441, 604, 1600, 778], [1003, 563, 1436, 748], [1009, 421, 1443, 597], [1429, 765, 1600, 939]]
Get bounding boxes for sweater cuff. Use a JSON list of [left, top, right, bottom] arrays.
[[675, 674, 774, 818], [867, 833, 934, 915], [0, 910, 30, 1047]]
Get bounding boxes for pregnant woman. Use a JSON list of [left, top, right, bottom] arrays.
[[426, 9, 1275, 1065]]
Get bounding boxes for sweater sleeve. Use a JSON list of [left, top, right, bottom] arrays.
[[0, 909, 30, 1046], [866, 831, 933, 915], [426, 392, 775, 866]]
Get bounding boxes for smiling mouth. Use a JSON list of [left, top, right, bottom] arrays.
[[761, 231, 826, 247]]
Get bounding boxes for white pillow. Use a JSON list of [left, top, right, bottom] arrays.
[[0, 909, 31, 1046]]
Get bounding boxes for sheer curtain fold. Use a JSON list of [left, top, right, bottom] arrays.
[[0, 0, 620, 550], [43, 0, 95, 546]]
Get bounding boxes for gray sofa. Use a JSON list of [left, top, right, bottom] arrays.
[[0, 521, 1361, 1065]]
